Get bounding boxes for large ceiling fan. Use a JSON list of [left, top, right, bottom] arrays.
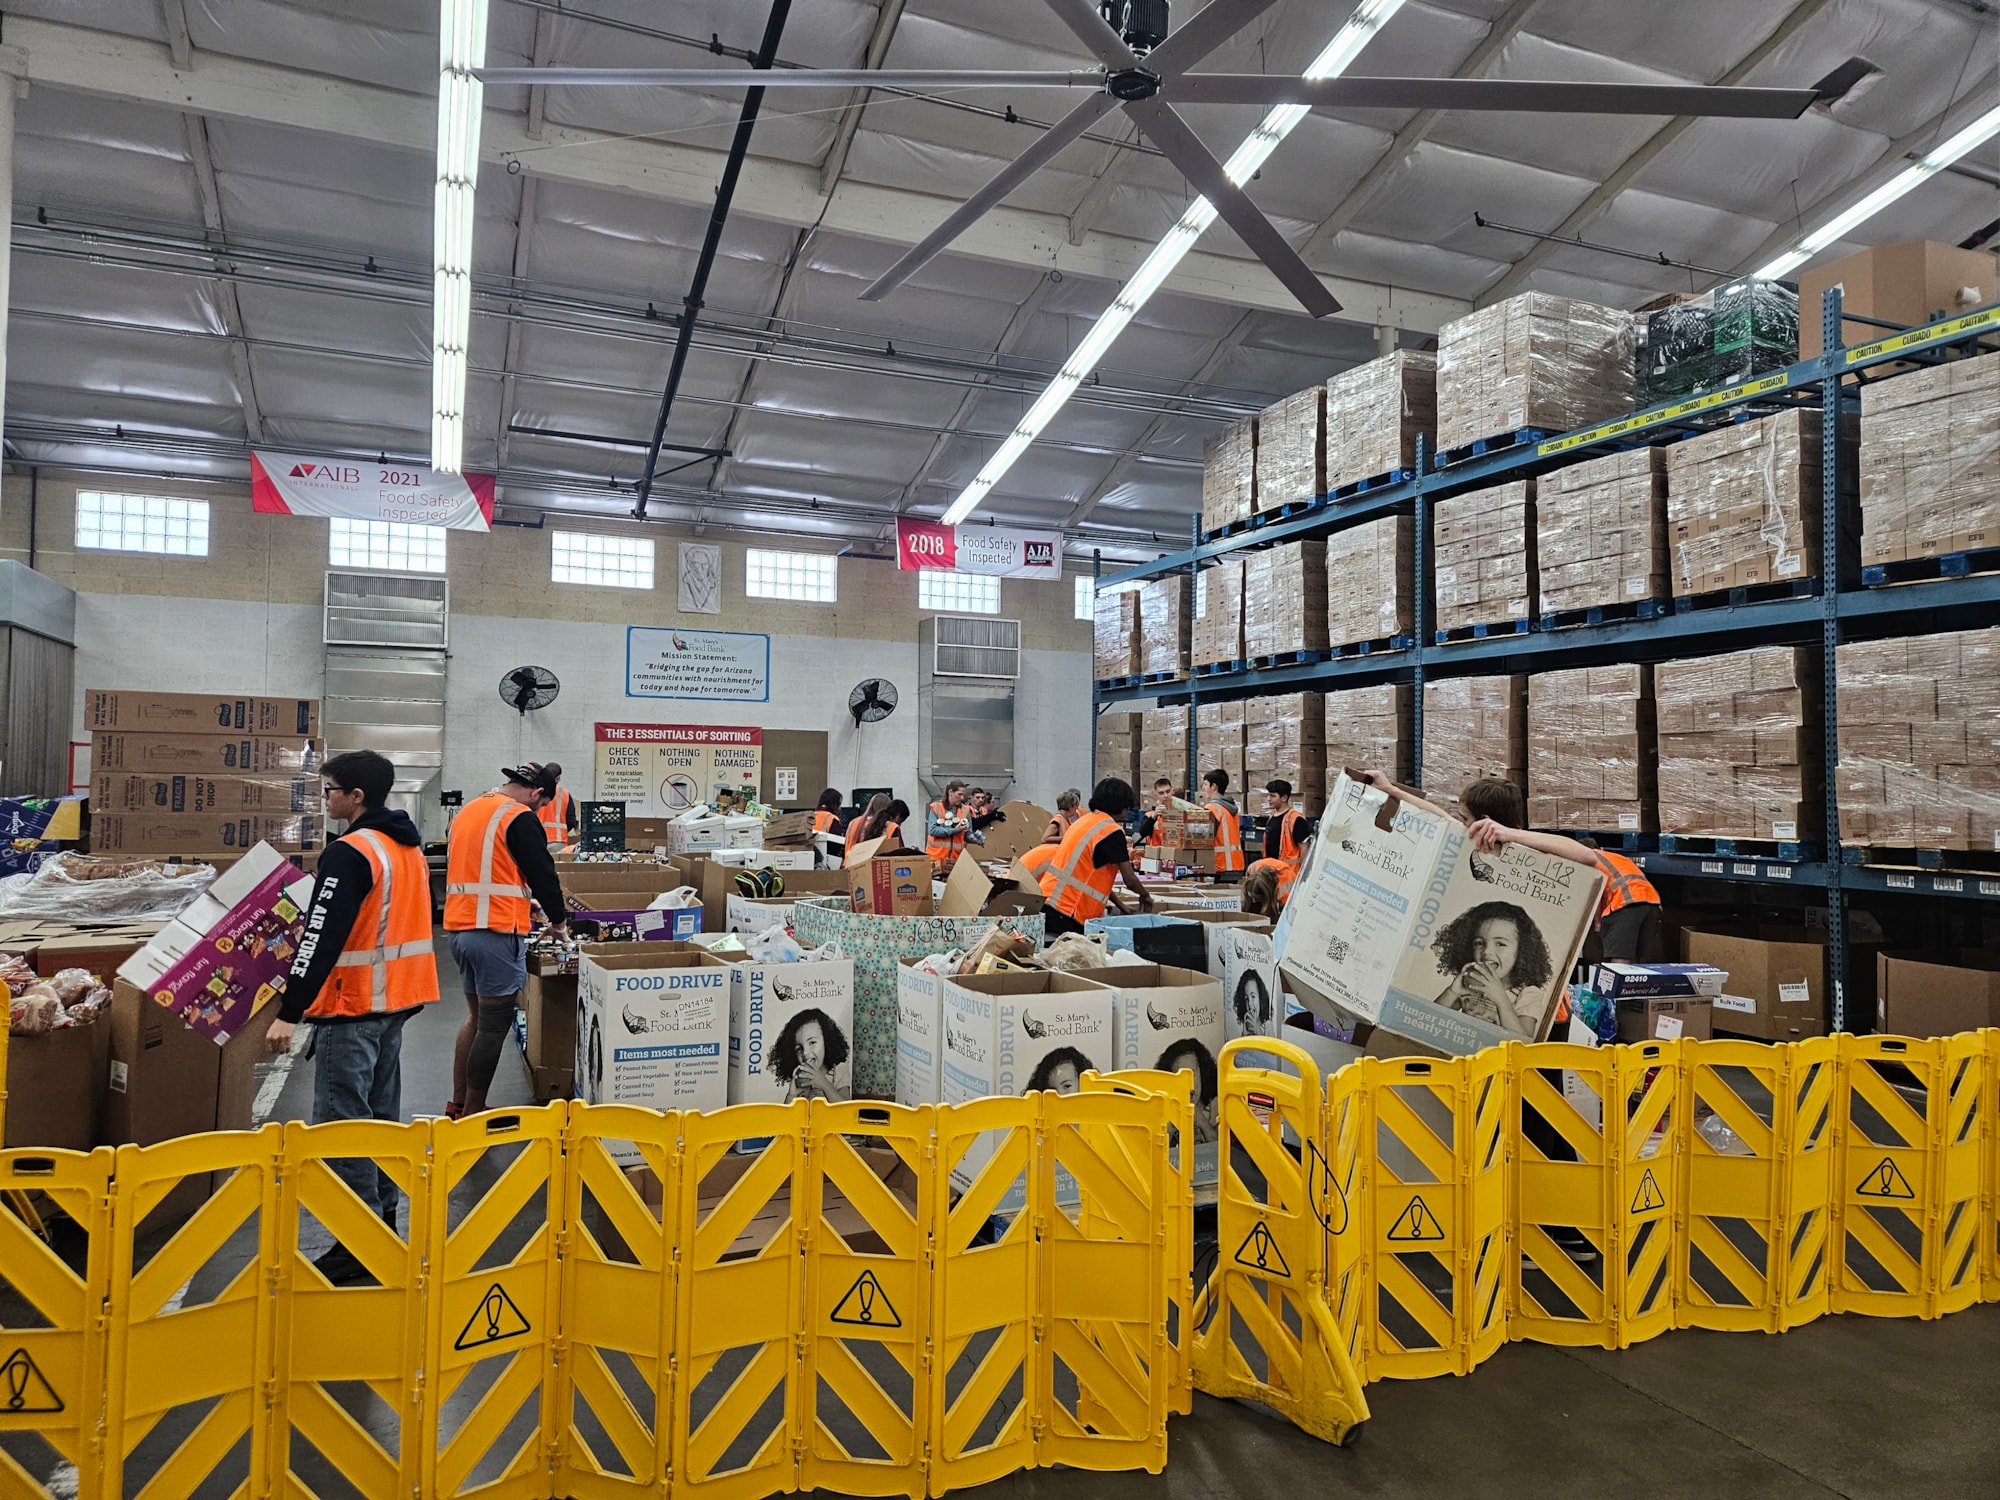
[[478, 0, 1825, 319]]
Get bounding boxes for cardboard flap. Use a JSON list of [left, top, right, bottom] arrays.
[[845, 831, 908, 867], [938, 853, 1046, 918], [978, 801, 1054, 864]]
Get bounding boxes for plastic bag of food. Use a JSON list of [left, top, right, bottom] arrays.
[[957, 924, 1035, 975], [1035, 932, 1114, 973], [9, 987, 62, 1035], [0, 852, 216, 921], [48, 968, 98, 1005]]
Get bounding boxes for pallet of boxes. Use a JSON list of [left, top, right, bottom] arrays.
[[58, 691, 326, 1211]]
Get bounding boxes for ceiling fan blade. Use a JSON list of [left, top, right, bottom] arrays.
[[1122, 97, 1340, 318], [1041, 0, 1142, 71], [1169, 74, 1818, 118], [473, 66, 1098, 90], [860, 91, 1122, 302], [1142, 0, 1289, 79]]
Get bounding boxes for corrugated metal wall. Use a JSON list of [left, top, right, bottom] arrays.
[[0, 625, 77, 795]]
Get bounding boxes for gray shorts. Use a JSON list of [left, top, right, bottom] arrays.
[[449, 928, 527, 997]]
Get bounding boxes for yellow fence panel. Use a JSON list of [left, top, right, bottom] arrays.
[[1190, 1039, 1369, 1446], [1680, 1039, 1789, 1330], [1512, 1043, 1613, 1346], [671, 1104, 805, 1500], [1040, 1087, 1171, 1477], [274, 1118, 433, 1499], [0, 1148, 112, 1499], [1608, 1040, 1679, 1347], [1937, 1032, 1986, 1318], [801, 1101, 932, 1500], [930, 1097, 1039, 1494], [557, 1104, 683, 1498], [1324, 1057, 1371, 1381], [105, 1125, 283, 1499], [1833, 1037, 1947, 1318], [425, 1106, 567, 1500], [1986, 1032, 2000, 1305]]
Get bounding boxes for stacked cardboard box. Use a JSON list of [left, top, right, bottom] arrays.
[[1326, 351, 1436, 490], [1255, 387, 1326, 508], [1245, 694, 1326, 810], [1434, 481, 1536, 635], [1196, 700, 1246, 788], [1640, 279, 1798, 403], [1535, 447, 1669, 616], [1420, 676, 1526, 808], [1527, 665, 1657, 833], [1663, 409, 1854, 596], [1434, 293, 1636, 452], [1191, 559, 1245, 668], [1140, 706, 1189, 792], [1858, 347, 1998, 568], [1137, 576, 1189, 678], [1798, 240, 1998, 359], [1324, 685, 1412, 785], [1655, 647, 1819, 840], [1325, 516, 1413, 648], [1095, 711, 1142, 788], [1836, 627, 2000, 851], [1094, 589, 1140, 680], [84, 691, 324, 858], [1202, 417, 1256, 535], [1243, 541, 1328, 659]]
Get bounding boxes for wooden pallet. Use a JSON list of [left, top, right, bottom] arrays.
[[1247, 649, 1334, 669], [1671, 576, 1822, 613], [1861, 545, 2000, 588], [1431, 427, 1553, 470], [1841, 845, 2000, 876], [1658, 833, 1821, 861], [1557, 830, 1659, 853], [1434, 618, 1530, 645], [1327, 466, 1415, 501], [1192, 659, 1248, 677], [1537, 597, 1670, 632], [1327, 633, 1414, 658]]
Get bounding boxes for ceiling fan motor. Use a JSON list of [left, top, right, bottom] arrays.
[[1099, 0, 1169, 54]]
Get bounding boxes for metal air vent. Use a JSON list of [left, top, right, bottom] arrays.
[[325, 571, 449, 649], [925, 615, 1020, 679]]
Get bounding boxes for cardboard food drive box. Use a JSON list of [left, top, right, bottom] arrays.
[[576, 945, 734, 1158], [846, 835, 932, 916], [1276, 774, 1604, 1056], [1072, 963, 1225, 1182], [941, 971, 1114, 1189], [727, 955, 856, 1106], [895, 959, 944, 1107]]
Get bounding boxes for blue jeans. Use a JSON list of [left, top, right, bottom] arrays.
[[311, 1010, 414, 1226]]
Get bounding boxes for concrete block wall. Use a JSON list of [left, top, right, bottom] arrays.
[[1, 473, 1093, 808]]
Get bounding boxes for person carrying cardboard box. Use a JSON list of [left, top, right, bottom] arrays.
[[263, 750, 439, 1284], [1038, 777, 1155, 937], [444, 762, 570, 1118], [534, 761, 578, 850]]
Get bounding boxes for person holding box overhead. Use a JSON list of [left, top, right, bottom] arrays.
[[444, 762, 570, 1119], [264, 749, 438, 1284]]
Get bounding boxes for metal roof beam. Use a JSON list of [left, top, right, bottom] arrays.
[[8, 15, 1465, 334], [817, 0, 905, 197], [180, 112, 264, 444]]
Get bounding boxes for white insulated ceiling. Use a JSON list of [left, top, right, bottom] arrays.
[[4, 0, 1997, 558]]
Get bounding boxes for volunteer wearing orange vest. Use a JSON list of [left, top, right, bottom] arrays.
[[1039, 777, 1155, 937], [1043, 789, 1083, 845], [264, 750, 439, 1283], [1140, 778, 1176, 846], [927, 780, 972, 864], [1201, 769, 1245, 877], [813, 788, 846, 864], [1245, 778, 1314, 905], [445, 762, 571, 1119], [535, 762, 577, 849], [1017, 839, 1060, 887]]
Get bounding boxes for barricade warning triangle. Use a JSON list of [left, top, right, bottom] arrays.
[[830, 1269, 901, 1328], [1234, 1220, 1291, 1277], [1631, 1169, 1666, 1213], [1, 1348, 62, 1414], [1856, 1157, 1915, 1200], [1385, 1195, 1444, 1243], [455, 1283, 532, 1350]]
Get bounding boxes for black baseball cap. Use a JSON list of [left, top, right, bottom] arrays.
[[503, 762, 559, 794], [1264, 779, 1293, 798]]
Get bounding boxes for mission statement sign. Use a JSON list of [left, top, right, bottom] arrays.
[[625, 627, 770, 701]]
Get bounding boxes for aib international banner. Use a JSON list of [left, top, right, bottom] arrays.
[[250, 451, 495, 530], [895, 518, 1062, 579]]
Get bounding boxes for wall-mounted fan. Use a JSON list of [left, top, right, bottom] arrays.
[[478, 0, 1827, 320], [849, 679, 899, 727], [502, 666, 560, 715]]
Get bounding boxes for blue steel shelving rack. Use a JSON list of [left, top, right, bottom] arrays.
[[1089, 292, 2000, 1029]]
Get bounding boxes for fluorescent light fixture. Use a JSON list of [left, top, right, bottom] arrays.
[[940, 0, 1406, 526], [1754, 99, 2000, 281], [433, 0, 489, 474]]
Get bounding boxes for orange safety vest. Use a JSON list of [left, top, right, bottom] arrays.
[[1592, 849, 1661, 916], [1146, 803, 1172, 847], [1247, 856, 1299, 907], [316, 827, 441, 1018], [445, 791, 536, 933], [1018, 841, 1061, 894], [813, 809, 840, 837], [1207, 801, 1244, 872], [1044, 809, 1078, 845], [927, 800, 967, 864], [536, 786, 573, 846], [1267, 806, 1305, 863], [1046, 811, 1122, 922]]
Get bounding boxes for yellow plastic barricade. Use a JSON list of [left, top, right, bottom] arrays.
[[930, 1095, 1040, 1493], [1512, 1041, 1615, 1345], [800, 1100, 933, 1499], [1605, 1040, 1680, 1346], [1323, 1056, 1371, 1377], [0, 1148, 111, 1499], [104, 1125, 283, 1498], [1080, 1068, 1196, 1417], [1040, 1085, 1172, 1476], [671, 1103, 805, 1500], [425, 1105, 566, 1499], [557, 1104, 684, 1497], [274, 1117, 433, 1497], [1936, 1031, 1987, 1317], [1679, 1036, 1836, 1332], [1190, 1038, 1369, 1446]]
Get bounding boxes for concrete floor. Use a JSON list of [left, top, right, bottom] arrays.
[[11, 941, 2000, 1497]]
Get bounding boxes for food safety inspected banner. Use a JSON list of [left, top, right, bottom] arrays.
[[626, 626, 770, 701], [595, 723, 763, 814], [895, 518, 1063, 579], [250, 450, 495, 530]]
